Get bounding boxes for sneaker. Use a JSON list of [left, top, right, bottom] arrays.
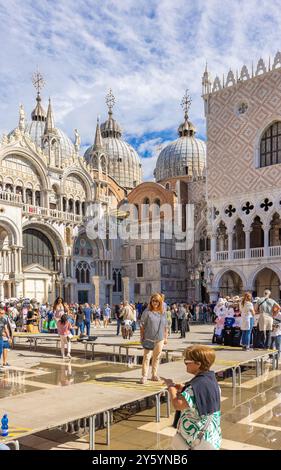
[[139, 376, 147, 384], [67, 354, 71, 359], [151, 376, 161, 382], [3, 363, 10, 367]]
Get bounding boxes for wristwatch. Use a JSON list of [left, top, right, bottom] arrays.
[[168, 383, 176, 389]]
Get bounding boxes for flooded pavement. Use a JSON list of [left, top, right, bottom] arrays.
[[0, 360, 141, 397]]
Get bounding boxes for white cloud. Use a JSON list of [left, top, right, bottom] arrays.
[[0, 0, 281, 178]]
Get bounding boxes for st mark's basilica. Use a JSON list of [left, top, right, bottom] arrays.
[[1, 51, 281, 305]]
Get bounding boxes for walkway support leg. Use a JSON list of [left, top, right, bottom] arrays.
[[89, 415, 96, 450]]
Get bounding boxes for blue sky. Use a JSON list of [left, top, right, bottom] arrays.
[[0, 0, 280, 179]]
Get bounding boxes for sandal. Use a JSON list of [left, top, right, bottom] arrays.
[[151, 376, 161, 382], [139, 376, 147, 384]]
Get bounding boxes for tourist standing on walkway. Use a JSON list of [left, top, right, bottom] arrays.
[[177, 304, 186, 338], [83, 303, 92, 335], [103, 304, 111, 328], [53, 297, 65, 325], [76, 305, 85, 335], [139, 293, 168, 384], [163, 345, 221, 450], [57, 314, 72, 359], [115, 303, 122, 335], [240, 293, 255, 351], [256, 289, 280, 348], [94, 305, 101, 328], [270, 308, 281, 357], [171, 304, 178, 333], [0, 308, 10, 372], [166, 306, 172, 335]]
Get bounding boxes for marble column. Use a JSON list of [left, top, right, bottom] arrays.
[[264, 225, 270, 257], [245, 229, 251, 259], [211, 234, 216, 262], [228, 231, 233, 260]]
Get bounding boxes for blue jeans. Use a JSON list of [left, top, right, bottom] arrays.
[[84, 320, 91, 336], [77, 322, 85, 335], [270, 336, 281, 357], [0, 338, 3, 359], [241, 318, 254, 348]]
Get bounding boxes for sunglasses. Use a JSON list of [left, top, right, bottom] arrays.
[[152, 300, 160, 303]]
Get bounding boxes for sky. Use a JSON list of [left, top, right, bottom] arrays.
[[0, 0, 280, 180]]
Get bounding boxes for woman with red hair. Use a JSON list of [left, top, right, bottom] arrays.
[[139, 293, 168, 384]]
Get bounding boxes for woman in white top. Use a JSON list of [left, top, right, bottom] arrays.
[[239, 292, 255, 350]]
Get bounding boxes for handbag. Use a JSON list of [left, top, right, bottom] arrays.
[[141, 316, 162, 350], [142, 339, 155, 350], [172, 415, 216, 450]]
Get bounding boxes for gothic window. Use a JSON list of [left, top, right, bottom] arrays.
[[76, 261, 90, 284], [22, 229, 55, 270], [113, 268, 122, 292], [260, 122, 281, 167], [75, 201, 80, 214]]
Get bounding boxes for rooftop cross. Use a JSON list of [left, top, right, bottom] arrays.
[[106, 89, 115, 116], [181, 89, 192, 120], [32, 70, 45, 95]]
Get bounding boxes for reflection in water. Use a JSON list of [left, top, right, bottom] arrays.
[[0, 361, 140, 397], [0, 369, 41, 398]]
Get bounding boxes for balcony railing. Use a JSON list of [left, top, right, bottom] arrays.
[[22, 204, 83, 223], [0, 191, 22, 204], [216, 251, 228, 261], [250, 247, 264, 258], [269, 246, 281, 257], [233, 249, 246, 260], [216, 246, 281, 261]]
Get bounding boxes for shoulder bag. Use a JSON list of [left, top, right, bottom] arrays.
[[172, 414, 216, 450]]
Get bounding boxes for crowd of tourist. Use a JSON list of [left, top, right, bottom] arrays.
[[213, 289, 281, 356]]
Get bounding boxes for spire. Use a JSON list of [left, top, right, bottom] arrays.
[[31, 70, 46, 122], [44, 98, 56, 135], [93, 117, 103, 151]]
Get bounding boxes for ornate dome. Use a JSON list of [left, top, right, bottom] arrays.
[[154, 91, 206, 182], [9, 94, 75, 160], [84, 90, 142, 189]]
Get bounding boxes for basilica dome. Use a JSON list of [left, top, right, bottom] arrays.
[[84, 90, 142, 190], [10, 93, 75, 159], [154, 95, 206, 182]]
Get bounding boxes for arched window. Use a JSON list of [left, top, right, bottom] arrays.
[[260, 122, 281, 167], [22, 229, 55, 270], [76, 261, 90, 284], [113, 268, 122, 292]]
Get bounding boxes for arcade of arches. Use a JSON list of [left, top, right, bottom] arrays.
[[218, 268, 281, 300]]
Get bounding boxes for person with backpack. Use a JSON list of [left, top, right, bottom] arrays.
[[255, 289, 280, 348]]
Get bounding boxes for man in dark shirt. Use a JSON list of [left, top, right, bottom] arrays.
[[115, 303, 122, 336]]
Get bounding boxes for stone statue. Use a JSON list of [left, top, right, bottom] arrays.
[[19, 104, 26, 131], [74, 129, 81, 151]]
